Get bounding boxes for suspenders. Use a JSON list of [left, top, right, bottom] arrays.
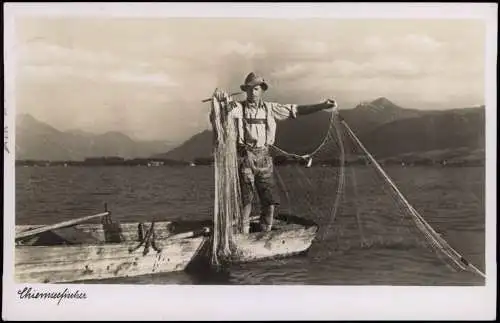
[[241, 100, 269, 146]]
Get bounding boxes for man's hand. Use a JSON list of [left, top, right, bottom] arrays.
[[323, 99, 338, 110], [297, 99, 338, 116], [213, 88, 230, 102]]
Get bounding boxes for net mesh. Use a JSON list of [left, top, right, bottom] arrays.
[[209, 93, 485, 279], [210, 96, 241, 266], [272, 112, 485, 279]]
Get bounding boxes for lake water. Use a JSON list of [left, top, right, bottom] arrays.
[[15, 165, 486, 285]]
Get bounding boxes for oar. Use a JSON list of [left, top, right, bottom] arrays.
[[15, 211, 110, 241], [168, 227, 211, 240]]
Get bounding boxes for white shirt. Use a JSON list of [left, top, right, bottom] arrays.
[[228, 100, 298, 148]]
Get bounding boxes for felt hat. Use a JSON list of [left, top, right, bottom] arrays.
[[240, 72, 269, 91]]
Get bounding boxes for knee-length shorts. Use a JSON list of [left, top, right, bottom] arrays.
[[238, 147, 280, 208]]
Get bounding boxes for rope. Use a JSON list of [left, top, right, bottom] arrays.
[[270, 107, 337, 160], [268, 105, 346, 241], [347, 161, 367, 246], [320, 114, 347, 240], [128, 222, 161, 255], [341, 120, 486, 279], [271, 109, 337, 159], [343, 124, 469, 268], [207, 93, 485, 279], [343, 123, 469, 268]]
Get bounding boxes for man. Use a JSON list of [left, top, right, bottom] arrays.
[[213, 72, 337, 233]]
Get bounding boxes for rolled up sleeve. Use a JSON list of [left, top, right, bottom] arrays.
[[269, 102, 298, 121]]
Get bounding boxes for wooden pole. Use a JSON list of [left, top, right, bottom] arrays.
[[168, 227, 210, 240], [169, 216, 261, 241], [201, 92, 243, 103], [15, 212, 110, 241]]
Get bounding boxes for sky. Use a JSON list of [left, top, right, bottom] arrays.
[[14, 16, 487, 143]]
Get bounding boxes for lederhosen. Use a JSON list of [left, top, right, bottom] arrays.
[[237, 100, 280, 212]]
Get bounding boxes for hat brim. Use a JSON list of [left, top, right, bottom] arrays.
[[240, 81, 268, 92]]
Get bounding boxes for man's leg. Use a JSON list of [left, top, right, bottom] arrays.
[[241, 203, 252, 234], [261, 204, 275, 232], [239, 163, 255, 234], [255, 155, 280, 232]]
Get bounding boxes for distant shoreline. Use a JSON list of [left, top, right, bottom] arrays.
[[15, 158, 484, 168], [15, 157, 192, 167]]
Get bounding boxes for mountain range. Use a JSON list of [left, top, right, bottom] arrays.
[[15, 98, 485, 162], [154, 97, 485, 162], [15, 114, 176, 161]]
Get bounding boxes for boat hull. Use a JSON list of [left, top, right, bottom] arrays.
[[15, 214, 319, 283], [186, 213, 319, 273], [232, 224, 318, 263], [15, 236, 206, 284], [14, 220, 209, 284]]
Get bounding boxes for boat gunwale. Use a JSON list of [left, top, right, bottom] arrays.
[[15, 213, 319, 247]]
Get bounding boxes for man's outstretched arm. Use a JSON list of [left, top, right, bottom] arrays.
[[296, 99, 337, 116]]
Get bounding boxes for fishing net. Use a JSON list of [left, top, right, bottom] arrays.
[[271, 109, 485, 280], [210, 96, 241, 266], [209, 92, 485, 280]]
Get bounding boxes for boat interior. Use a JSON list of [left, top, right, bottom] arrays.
[[15, 213, 317, 247]]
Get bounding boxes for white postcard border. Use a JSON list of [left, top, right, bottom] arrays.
[[2, 2, 497, 321]]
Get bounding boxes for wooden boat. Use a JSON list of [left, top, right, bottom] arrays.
[[14, 213, 211, 284], [212, 213, 318, 264], [15, 211, 318, 283], [185, 213, 319, 275]]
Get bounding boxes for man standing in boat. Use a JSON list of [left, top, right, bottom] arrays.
[[213, 72, 337, 233]]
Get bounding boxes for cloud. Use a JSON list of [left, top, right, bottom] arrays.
[[20, 42, 121, 67], [399, 34, 443, 52], [365, 56, 421, 76], [362, 36, 385, 52], [218, 41, 266, 58], [125, 37, 173, 55], [14, 19, 486, 141], [283, 56, 421, 80], [20, 65, 86, 78], [109, 70, 178, 86], [319, 60, 362, 77], [359, 33, 444, 55], [270, 63, 308, 79], [292, 40, 329, 56], [21, 64, 178, 87], [268, 33, 443, 87], [19, 41, 179, 87]]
